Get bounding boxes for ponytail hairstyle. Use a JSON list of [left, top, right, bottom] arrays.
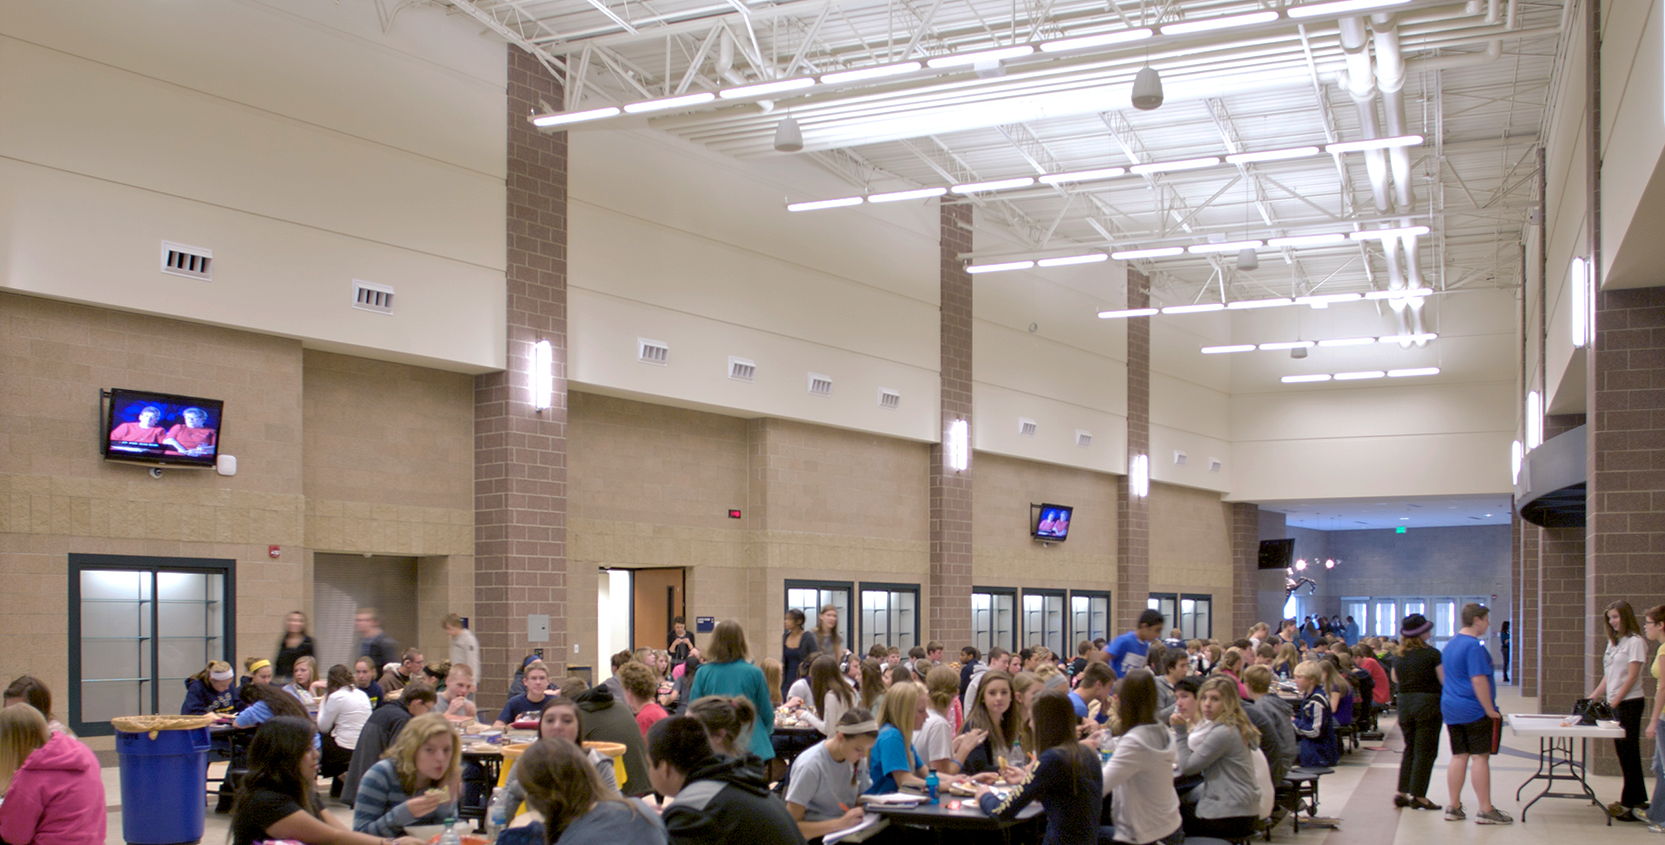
[[686, 695, 756, 758], [326, 664, 355, 695]]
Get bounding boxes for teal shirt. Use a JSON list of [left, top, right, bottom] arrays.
[[686, 659, 775, 761]]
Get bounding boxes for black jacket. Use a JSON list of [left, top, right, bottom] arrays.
[[574, 685, 654, 796], [341, 699, 412, 806], [663, 755, 805, 845]]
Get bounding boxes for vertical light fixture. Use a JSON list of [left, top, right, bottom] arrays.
[[1525, 390, 1541, 448], [1511, 439, 1524, 484], [946, 419, 969, 472], [1570, 257, 1588, 348], [1129, 454, 1150, 497], [531, 339, 553, 411]]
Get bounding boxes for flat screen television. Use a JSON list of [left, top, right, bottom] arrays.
[[1032, 503, 1073, 541], [102, 388, 224, 468], [1257, 538, 1296, 570]]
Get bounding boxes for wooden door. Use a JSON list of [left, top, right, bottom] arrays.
[[632, 568, 686, 653]]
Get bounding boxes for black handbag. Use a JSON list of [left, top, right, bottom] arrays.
[[1571, 698, 1613, 725]]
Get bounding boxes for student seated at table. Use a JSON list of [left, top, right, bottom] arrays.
[[959, 669, 1019, 777], [503, 697, 620, 811], [437, 664, 477, 723], [917, 665, 969, 773], [783, 709, 876, 842], [318, 664, 374, 799], [974, 689, 1102, 845], [1240, 665, 1297, 785], [866, 681, 929, 794], [1292, 661, 1339, 768], [1070, 663, 1116, 730], [799, 655, 854, 738], [229, 717, 423, 845], [351, 713, 460, 837], [182, 660, 239, 720], [1098, 670, 1182, 845], [497, 738, 666, 845], [617, 661, 670, 737], [353, 657, 385, 710], [0, 704, 105, 845], [572, 676, 655, 796], [283, 656, 323, 710], [4, 676, 71, 737], [494, 660, 555, 729], [1171, 677, 1262, 841], [234, 678, 317, 737], [341, 681, 439, 806], [646, 716, 806, 845]]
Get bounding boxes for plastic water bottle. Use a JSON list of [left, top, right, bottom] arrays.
[[437, 818, 461, 845], [486, 787, 510, 835], [925, 770, 939, 804]]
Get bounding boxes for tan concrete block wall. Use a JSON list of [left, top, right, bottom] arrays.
[[1148, 481, 1235, 636], [971, 453, 1117, 592], [570, 392, 750, 527], [749, 418, 931, 541]]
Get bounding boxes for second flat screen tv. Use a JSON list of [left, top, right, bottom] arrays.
[[103, 388, 225, 469]]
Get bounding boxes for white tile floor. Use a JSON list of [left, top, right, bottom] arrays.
[[102, 682, 1654, 844]]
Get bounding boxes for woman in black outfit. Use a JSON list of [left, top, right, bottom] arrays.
[[975, 689, 1102, 844], [780, 609, 819, 701], [1391, 614, 1443, 810], [1499, 620, 1512, 683], [273, 611, 315, 684]]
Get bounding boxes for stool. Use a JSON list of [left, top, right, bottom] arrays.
[[1281, 767, 1331, 833]]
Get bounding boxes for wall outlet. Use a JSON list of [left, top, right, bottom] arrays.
[[574, 643, 580, 653]]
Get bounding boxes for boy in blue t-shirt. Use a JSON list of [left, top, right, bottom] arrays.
[[1439, 603, 1510, 825], [1104, 609, 1165, 676]]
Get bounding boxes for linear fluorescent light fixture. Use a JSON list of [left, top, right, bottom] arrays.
[[926, 45, 1036, 69], [1039, 28, 1154, 52], [1130, 156, 1221, 175], [868, 186, 948, 203], [1364, 287, 1435, 299], [622, 92, 717, 113], [1129, 454, 1150, 497], [1350, 225, 1431, 240], [1038, 167, 1127, 185], [1333, 370, 1386, 380], [820, 62, 923, 84], [1188, 240, 1263, 255], [1388, 367, 1441, 377], [531, 106, 622, 127], [531, 339, 553, 411], [719, 77, 816, 99], [1288, 0, 1412, 18], [1162, 303, 1226, 314], [1317, 337, 1378, 347], [1098, 307, 1159, 319], [1268, 233, 1347, 248], [1296, 293, 1363, 306], [1378, 332, 1438, 343], [1227, 297, 1294, 310], [1037, 253, 1108, 267], [787, 196, 864, 212], [1511, 439, 1524, 484], [951, 177, 1035, 194], [1201, 344, 1258, 354], [1111, 247, 1185, 260], [1160, 10, 1280, 35], [1282, 374, 1332, 383], [1326, 134, 1424, 153], [1259, 340, 1315, 351], [966, 260, 1035, 274], [1225, 146, 1322, 165]]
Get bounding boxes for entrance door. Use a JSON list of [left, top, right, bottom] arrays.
[[632, 569, 685, 654]]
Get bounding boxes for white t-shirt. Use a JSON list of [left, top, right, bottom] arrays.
[[915, 707, 952, 766], [316, 687, 372, 749], [1604, 634, 1648, 701], [785, 741, 870, 822]]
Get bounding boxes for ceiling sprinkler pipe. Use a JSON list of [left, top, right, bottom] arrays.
[[1409, 297, 1429, 346], [1372, 16, 1414, 213]]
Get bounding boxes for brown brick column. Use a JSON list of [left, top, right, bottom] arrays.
[[1115, 269, 1151, 633], [1538, 526, 1586, 717], [1231, 503, 1260, 637], [1518, 513, 1538, 696], [930, 201, 973, 647], [474, 47, 569, 712]]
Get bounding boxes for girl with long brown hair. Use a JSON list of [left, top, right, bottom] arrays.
[[974, 689, 1102, 844], [497, 738, 666, 845], [1590, 599, 1649, 820]]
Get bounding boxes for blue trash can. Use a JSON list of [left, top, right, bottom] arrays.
[[117, 727, 211, 845]]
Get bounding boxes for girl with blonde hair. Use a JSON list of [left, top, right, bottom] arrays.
[[0, 703, 105, 845], [351, 713, 460, 836], [1173, 676, 1262, 840], [867, 681, 929, 793]]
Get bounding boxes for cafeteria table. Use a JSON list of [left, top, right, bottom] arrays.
[[1507, 713, 1625, 824], [863, 796, 1044, 844]]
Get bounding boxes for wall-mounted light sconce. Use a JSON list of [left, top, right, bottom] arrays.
[[946, 419, 969, 472], [1129, 453, 1150, 497], [531, 339, 553, 411]]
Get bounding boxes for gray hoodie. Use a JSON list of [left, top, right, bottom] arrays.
[[1174, 719, 1262, 821], [1101, 723, 1182, 845], [1247, 693, 1298, 782]]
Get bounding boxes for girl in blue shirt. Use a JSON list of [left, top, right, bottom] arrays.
[[867, 682, 927, 793]]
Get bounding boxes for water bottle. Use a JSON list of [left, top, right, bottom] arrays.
[[486, 787, 510, 836], [437, 818, 461, 845], [925, 770, 939, 804]]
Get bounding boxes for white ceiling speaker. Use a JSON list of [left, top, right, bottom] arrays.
[[1131, 67, 1164, 111], [774, 116, 804, 152], [1290, 346, 1309, 359], [1236, 248, 1259, 271]]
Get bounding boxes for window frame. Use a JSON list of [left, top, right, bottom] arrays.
[[785, 579, 855, 654], [971, 586, 1019, 654], [1149, 591, 1213, 641], [1068, 589, 1111, 647], [69, 553, 237, 738], [1019, 588, 1068, 658], [855, 581, 921, 654]]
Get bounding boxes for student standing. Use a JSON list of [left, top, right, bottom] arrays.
[[441, 614, 480, 689], [686, 620, 776, 764], [1104, 610, 1165, 677], [1391, 614, 1443, 811], [1588, 600, 1649, 821], [1441, 603, 1510, 824]]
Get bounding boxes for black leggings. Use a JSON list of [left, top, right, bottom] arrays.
[[1180, 803, 1256, 840], [1397, 692, 1443, 798], [1617, 697, 1648, 808]]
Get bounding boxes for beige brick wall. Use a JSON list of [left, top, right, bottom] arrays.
[[971, 453, 1117, 592], [1148, 481, 1235, 637]]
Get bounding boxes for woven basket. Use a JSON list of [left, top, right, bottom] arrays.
[[111, 714, 216, 739]]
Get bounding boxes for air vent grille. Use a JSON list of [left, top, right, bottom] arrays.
[[728, 357, 756, 382], [1075, 430, 1092, 448], [1208, 458, 1223, 473], [638, 338, 669, 366], [352, 280, 395, 315], [161, 241, 212, 281], [1173, 451, 1188, 466], [1018, 418, 1038, 437], [877, 388, 901, 410], [807, 373, 833, 396]]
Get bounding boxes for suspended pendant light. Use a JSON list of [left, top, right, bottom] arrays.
[[1131, 67, 1164, 111], [774, 116, 804, 152], [1237, 248, 1259, 270]]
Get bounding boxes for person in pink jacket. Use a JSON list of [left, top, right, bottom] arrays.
[[0, 704, 106, 845]]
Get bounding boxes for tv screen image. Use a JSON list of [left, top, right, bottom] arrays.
[[103, 388, 225, 468], [1257, 538, 1296, 570], [1032, 503, 1073, 541]]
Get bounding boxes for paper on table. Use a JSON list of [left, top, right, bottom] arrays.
[[825, 815, 890, 844], [860, 793, 924, 806]]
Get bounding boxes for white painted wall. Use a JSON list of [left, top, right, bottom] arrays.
[[0, 0, 507, 372], [1599, 0, 1665, 287], [1149, 294, 1233, 493]]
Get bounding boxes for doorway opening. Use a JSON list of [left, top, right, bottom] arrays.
[[597, 567, 686, 680]]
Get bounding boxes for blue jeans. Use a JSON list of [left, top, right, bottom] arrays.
[[1649, 718, 1665, 826]]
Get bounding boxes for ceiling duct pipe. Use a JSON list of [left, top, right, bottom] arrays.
[[1339, 17, 1391, 214], [715, 30, 777, 112], [1372, 14, 1413, 214]]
